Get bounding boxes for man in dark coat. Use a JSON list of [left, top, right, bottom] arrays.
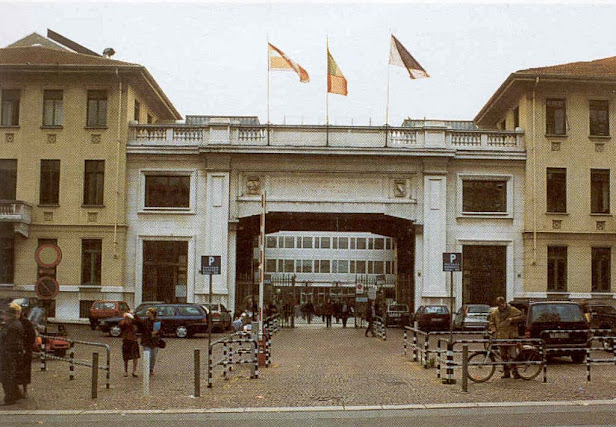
[[0, 305, 24, 405], [14, 304, 35, 398]]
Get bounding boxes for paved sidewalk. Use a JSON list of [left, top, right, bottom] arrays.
[[2, 324, 616, 411]]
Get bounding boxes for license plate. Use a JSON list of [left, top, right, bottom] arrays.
[[550, 332, 569, 339], [431, 318, 443, 322], [391, 313, 400, 317]]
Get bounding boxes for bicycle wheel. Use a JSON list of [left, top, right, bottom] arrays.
[[515, 349, 543, 380], [467, 351, 496, 383]]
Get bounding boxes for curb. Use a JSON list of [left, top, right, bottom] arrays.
[[2, 399, 616, 415]]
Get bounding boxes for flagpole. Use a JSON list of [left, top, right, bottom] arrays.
[[326, 36, 329, 147], [385, 57, 391, 147], [266, 37, 271, 145]]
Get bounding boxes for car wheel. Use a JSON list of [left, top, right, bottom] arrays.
[[89, 320, 97, 331], [54, 349, 66, 358], [175, 325, 188, 338], [571, 353, 586, 364], [109, 325, 121, 337]]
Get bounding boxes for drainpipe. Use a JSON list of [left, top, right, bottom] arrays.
[[532, 76, 539, 265], [113, 68, 122, 259]]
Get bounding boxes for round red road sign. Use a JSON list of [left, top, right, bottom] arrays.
[[35, 243, 62, 268], [35, 276, 59, 299]]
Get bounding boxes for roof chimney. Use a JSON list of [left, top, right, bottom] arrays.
[[102, 47, 116, 58]]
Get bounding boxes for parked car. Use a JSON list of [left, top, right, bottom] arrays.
[[103, 303, 208, 338], [88, 300, 130, 330], [525, 301, 589, 363], [99, 301, 163, 337], [28, 306, 70, 357], [413, 305, 451, 331], [385, 303, 411, 327], [452, 304, 490, 330], [201, 303, 232, 332]]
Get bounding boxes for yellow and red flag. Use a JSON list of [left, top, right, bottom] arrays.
[[327, 48, 347, 96], [268, 43, 309, 83]]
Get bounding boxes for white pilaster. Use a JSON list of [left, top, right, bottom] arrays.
[[422, 174, 447, 297]]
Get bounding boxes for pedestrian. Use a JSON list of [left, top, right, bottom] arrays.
[[341, 301, 350, 328], [305, 300, 314, 324], [488, 296, 524, 379], [0, 304, 24, 405], [365, 301, 376, 337], [15, 304, 35, 398], [333, 300, 342, 324], [119, 312, 140, 378], [139, 308, 160, 376], [324, 299, 334, 328]]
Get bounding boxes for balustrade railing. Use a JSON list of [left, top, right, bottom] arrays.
[[0, 200, 32, 224], [129, 124, 523, 152]]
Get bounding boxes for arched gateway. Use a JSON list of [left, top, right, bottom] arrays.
[[126, 117, 525, 317]]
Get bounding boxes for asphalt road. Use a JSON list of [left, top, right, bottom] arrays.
[[2, 402, 616, 426]]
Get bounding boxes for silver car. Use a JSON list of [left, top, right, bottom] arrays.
[[453, 304, 490, 330]]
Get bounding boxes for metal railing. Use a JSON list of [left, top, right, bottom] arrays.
[[207, 326, 259, 388], [586, 336, 616, 381], [403, 326, 485, 368], [38, 335, 111, 390]]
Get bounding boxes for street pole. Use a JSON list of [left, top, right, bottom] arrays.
[[291, 274, 296, 328], [208, 273, 213, 353], [449, 270, 454, 342]]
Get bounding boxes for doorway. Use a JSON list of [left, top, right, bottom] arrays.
[[142, 241, 188, 303], [462, 245, 506, 305]]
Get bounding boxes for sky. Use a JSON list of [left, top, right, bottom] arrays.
[[2, 2, 616, 126]]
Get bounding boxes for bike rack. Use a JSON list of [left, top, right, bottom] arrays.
[[207, 331, 259, 388], [403, 327, 484, 369], [585, 335, 616, 382]]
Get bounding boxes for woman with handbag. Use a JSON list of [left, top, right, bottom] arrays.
[[139, 308, 160, 376], [119, 313, 140, 377]]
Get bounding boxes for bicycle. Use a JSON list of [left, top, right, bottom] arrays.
[[466, 335, 543, 382]]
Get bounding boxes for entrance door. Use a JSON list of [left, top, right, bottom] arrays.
[[142, 241, 188, 303], [462, 245, 506, 305]]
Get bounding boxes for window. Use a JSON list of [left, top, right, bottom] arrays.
[[0, 159, 17, 200], [513, 106, 520, 129], [284, 259, 294, 272], [356, 238, 366, 250], [317, 260, 330, 273], [592, 247, 611, 292], [145, 175, 190, 208], [296, 236, 312, 249], [374, 238, 384, 250], [39, 160, 60, 205], [546, 168, 567, 213], [266, 236, 277, 248], [589, 100, 609, 136], [547, 246, 567, 292], [83, 160, 105, 206], [43, 90, 63, 126], [1, 89, 20, 126], [87, 90, 107, 127], [284, 237, 294, 248], [320, 237, 330, 249], [374, 261, 384, 275], [546, 98, 566, 135], [591, 169, 610, 214], [301, 259, 312, 273], [338, 237, 348, 249], [337, 260, 348, 273], [178, 306, 203, 316], [266, 259, 276, 272], [81, 239, 102, 285], [462, 180, 507, 213], [134, 100, 140, 122], [0, 224, 14, 283], [356, 260, 366, 274]]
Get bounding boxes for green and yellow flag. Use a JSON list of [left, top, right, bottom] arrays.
[[327, 48, 347, 96]]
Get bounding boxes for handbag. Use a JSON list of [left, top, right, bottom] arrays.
[[158, 339, 166, 349]]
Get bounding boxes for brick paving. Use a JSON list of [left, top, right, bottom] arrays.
[[2, 322, 616, 411]]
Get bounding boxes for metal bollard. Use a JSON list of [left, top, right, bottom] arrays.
[[91, 352, 99, 399], [442, 342, 456, 384], [223, 341, 228, 380], [40, 339, 46, 371], [412, 330, 418, 362], [423, 334, 429, 368], [105, 346, 110, 389], [586, 347, 591, 382], [194, 349, 201, 397], [403, 329, 407, 355], [207, 344, 213, 388], [143, 350, 150, 396], [69, 342, 75, 380], [462, 345, 468, 392], [542, 345, 547, 383], [437, 338, 442, 379]]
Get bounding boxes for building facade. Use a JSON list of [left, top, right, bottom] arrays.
[[476, 57, 616, 302], [0, 33, 180, 320], [126, 118, 526, 316]]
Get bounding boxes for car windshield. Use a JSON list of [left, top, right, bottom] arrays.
[[531, 304, 584, 322], [388, 305, 408, 312], [467, 305, 490, 313], [425, 306, 447, 314]]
